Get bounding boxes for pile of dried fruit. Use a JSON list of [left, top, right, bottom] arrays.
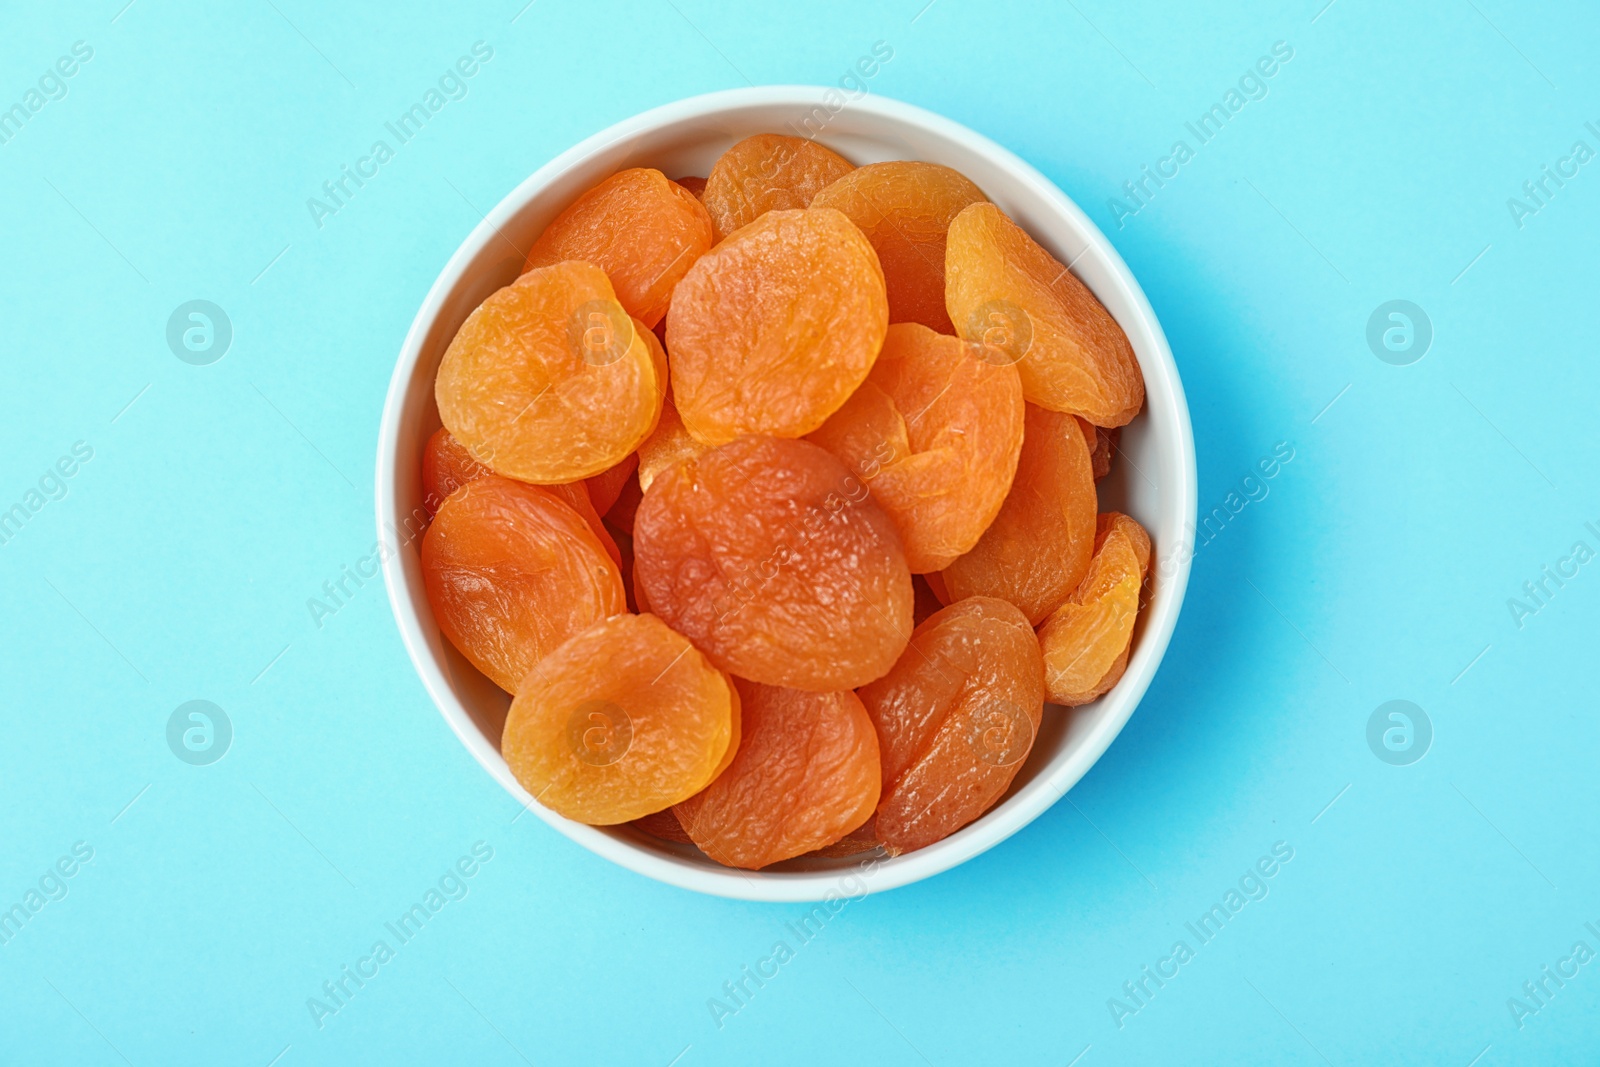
[[422, 134, 1150, 869]]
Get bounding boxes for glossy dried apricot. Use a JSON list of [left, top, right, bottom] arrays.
[[1039, 513, 1150, 705], [946, 202, 1144, 426], [941, 404, 1097, 624], [701, 134, 855, 240], [857, 596, 1045, 855], [522, 168, 714, 328], [636, 394, 711, 492], [502, 613, 736, 824], [808, 322, 1024, 572], [810, 161, 987, 333], [634, 435, 913, 690], [422, 475, 625, 693], [675, 680, 880, 869], [435, 260, 663, 483], [666, 208, 888, 445]]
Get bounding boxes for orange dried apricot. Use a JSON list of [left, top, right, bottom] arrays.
[[810, 161, 987, 333], [701, 134, 855, 240], [421, 425, 491, 515], [667, 208, 887, 445], [637, 393, 711, 492], [435, 260, 663, 483], [422, 427, 621, 568], [946, 202, 1144, 426], [805, 818, 880, 858], [421, 475, 625, 693], [522, 168, 714, 328], [857, 596, 1045, 855], [675, 680, 879, 869], [673, 175, 707, 199], [634, 435, 913, 690], [808, 322, 1024, 572], [502, 613, 736, 824], [940, 404, 1097, 624], [1038, 513, 1151, 705]]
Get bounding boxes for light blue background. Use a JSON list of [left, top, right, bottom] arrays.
[[2, 1, 1596, 1063]]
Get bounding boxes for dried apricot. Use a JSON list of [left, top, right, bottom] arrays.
[[673, 175, 707, 199], [810, 161, 987, 333], [1038, 513, 1150, 705], [421, 425, 491, 515], [940, 404, 1097, 624], [857, 596, 1045, 855], [421, 475, 625, 693], [634, 435, 913, 690], [667, 208, 887, 445], [422, 427, 621, 568], [701, 134, 855, 240], [522, 168, 714, 328], [808, 322, 1023, 572], [946, 202, 1144, 426], [675, 680, 879, 869], [502, 613, 736, 824], [637, 393, 711, 492], [805, 818, 880, 858], [435, 260, 663, 483]]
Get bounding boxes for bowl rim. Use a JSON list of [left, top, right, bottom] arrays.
[[376, 85, 1197, 902]]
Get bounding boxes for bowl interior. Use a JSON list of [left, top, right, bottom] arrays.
[[378, 88, 1195, 901]]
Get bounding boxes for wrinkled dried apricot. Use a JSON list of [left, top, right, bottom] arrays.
[[637, 394, 711, 492], [522, 168, 714, 328], [857, 596, 1045, 855], [435, 261, 663, 483], [422, 475, 625, 693], [675, 680, 879, 869], [808, 322, 1023, 572], [633, 807, 694, 844], [806, 817, 880, 858], [421, 427, 620, 568], [941, 404, 1097, 624], [946, 202, 1144, 426], [810, 161, 987, 334], [1039, 513, 1150, 705], [502, 613, 736, 824], [634, 435, 913, 690], [701, 134, 855, 240], [667, 208, 887, 445], [585, 452, 639, 516]]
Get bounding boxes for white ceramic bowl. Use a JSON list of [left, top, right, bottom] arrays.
[[377, 86, 1196, 902]]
